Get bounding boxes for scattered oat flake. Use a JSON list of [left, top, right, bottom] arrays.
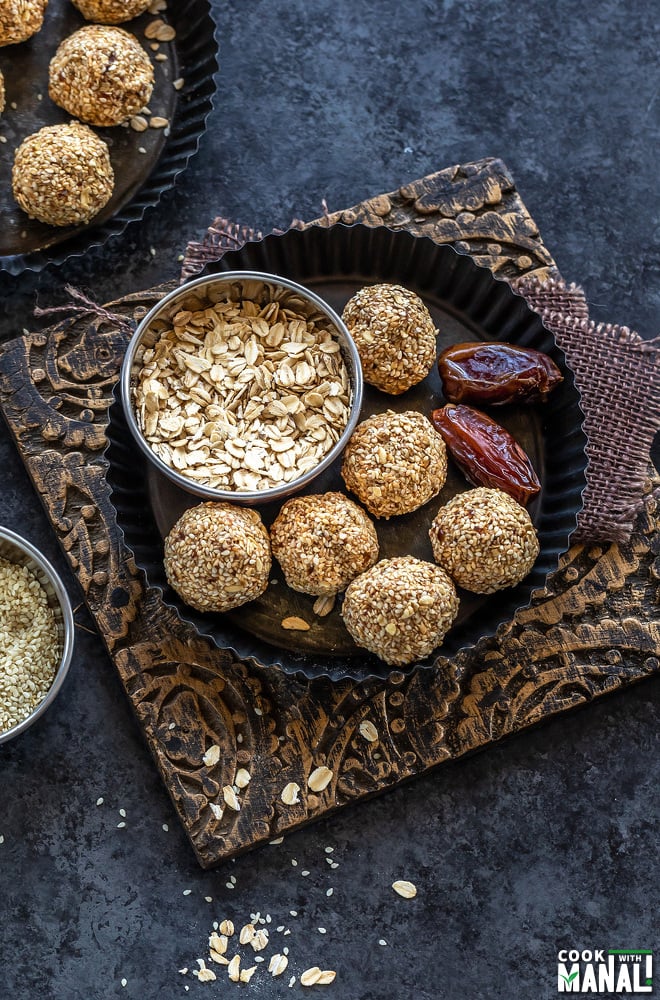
[[173, 77, 184, 90], [269, 953, 288, 977], [227, 955, 241, 982], [209, 802, 224, 821], [281, 782, 301, 805], [222, 785, 240, 811], [235, 768, 251, 788], [308, 766, 333, 792], [179, 968, 188, 975], [198, 968, 216, 982], [392, 879, 417, 898], [203, 744, 220, 767], [281, 615, 311, 631], [240, 967, 257, 983], [220, 920, 234, 936], [359, 720, 379, 742]]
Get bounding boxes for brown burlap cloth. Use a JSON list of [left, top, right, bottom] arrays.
[[181, 219, 660, 547]]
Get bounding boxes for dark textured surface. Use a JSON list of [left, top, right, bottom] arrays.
[[0, 2, 658, 999]]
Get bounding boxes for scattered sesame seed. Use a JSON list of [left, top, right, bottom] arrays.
[[205, 896, 212, 903], [169, 722, 175, 730], [379, 939, 387, 946], [162, 824, 169, 832], [116, 822, 126, 829], [330, 862, 339, 869], [119, 808, 126, 817], [288, 976, 296, 988], [301, 870, 310, 877], [0, 136, 7, 144], [254, 707, 263, 716], [183, 889, 191, 896], [318, 927, 327, 934], [96, 798, 104, 806], [150, 247, 156, 256], [324, 846, 334, 854], [326, 888, 334, 897], [291, 859, 297, 867], [225, 882, 234, 890], [276, 925, 285, 933], [269, 837, 283, 845], [289, 910, 297, 917], [0, 836, 4, 845], [230, 875, 236, 884], [121, 978, 127, 987]]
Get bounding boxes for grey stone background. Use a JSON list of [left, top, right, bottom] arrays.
[[0, 1, 658, 998]]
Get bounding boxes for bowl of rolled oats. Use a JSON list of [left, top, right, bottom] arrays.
[[0, 526, 75, 745], [120, 271, 364, 505]]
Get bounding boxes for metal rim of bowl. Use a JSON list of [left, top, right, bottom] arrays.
[[0, 526, 75, 745], [119, 270, 364, 505]]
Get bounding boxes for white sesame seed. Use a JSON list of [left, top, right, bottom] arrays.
[[326, 888, 334, 897], [121, 978, 127, 987], [269, 837, 283, 845], [116, 822, 126, 829], [318, 927, 326, 934], [205, 896, 212, 903], [379, 939, 387, 946], [119, 809, 126, 818], [301, 870, 310, 877], [183, 889, 191, 896], [291, 859, 297, 867], [96, 798, 104, 806], [162, 824, 168, 832], [324, 846, 334, 853], [289, 911, 297, 917]]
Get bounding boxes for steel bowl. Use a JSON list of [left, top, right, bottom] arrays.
[[0, 527, 75, 745], [120, 271, 364, 506]]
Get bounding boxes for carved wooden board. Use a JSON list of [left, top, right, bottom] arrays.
[[1, 159, 658, 868]]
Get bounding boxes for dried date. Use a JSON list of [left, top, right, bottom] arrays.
[[438, 341, 563, 405], [430, 403, 541, 506]]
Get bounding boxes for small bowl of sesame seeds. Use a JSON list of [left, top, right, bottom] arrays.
[[120, 271, 364, 506], [0, 526, 75, 745]]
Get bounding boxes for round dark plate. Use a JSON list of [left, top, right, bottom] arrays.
[[106, 224, 587, 682], [0, 0, 217, 275]]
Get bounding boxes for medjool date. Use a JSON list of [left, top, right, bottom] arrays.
[[430, 403, 541, 506], [438, 341, 563, 405]]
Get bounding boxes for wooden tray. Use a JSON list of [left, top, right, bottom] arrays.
[[1, 157, 658, 868]]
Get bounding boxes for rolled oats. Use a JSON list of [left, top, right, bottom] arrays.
[[308, 766, 333, 792], [133, 280, 352, 493]]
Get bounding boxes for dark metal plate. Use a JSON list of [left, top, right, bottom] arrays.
[[0, 0, 217, 275], [106, 225, 587, 682]]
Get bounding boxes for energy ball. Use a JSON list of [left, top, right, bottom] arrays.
[[0, 0, 48, 46], [49, 25, 154, 126], [342, 556, 460, 666], [341, 409, 447, 518], [270, 492, 379, 597], [70, 0, 152, 24], [12, 122, 114, 226], [164, 502, 271, 613], [342, 283, 437, 394], [429, 487, 540, 594]]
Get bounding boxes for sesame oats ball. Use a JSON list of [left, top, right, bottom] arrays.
[[70, 0, 152, 24], [0, 0, 48, 47], [342, 284, 438, 394], [342, 556, 459, 666], [49, 25, 154, 126], [429, 487, 540, 594], [164, 502, 271, 613], [341, 410, 447, 518], [12, 122, 114, 226], [270, 492, 379, 597]]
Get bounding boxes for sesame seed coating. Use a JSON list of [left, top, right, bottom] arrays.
[[341, 556, 459, 666], [71, 0, 152, 24], [0, 0, 47, 47], [270, 492, 379, 596], [163, 502, 271, 613], [342, 283, 437, 394], [429, 487, 540, 593], [341, 409, 447, 518], [49, 25, 154, 126], [12, 122, 114, 226]]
